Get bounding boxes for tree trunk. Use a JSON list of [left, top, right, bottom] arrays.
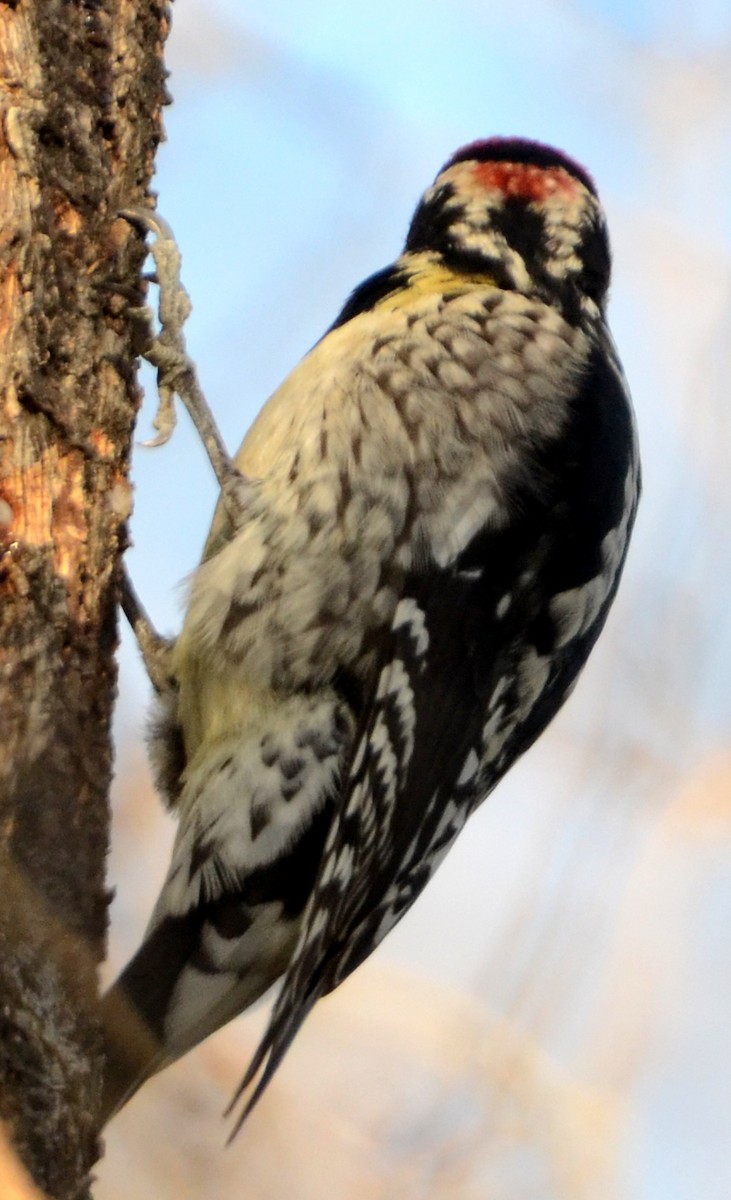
[[0, 2, 170, 1196]]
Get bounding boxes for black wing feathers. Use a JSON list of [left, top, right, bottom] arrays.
[[229, 340, 638, 1129]]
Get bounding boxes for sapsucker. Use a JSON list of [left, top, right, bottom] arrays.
[[102, 137, 640, 1130]]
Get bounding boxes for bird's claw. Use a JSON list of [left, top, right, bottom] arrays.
[[120, 204, 253, 526]]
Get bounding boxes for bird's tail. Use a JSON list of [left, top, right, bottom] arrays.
[[99, 903, 293, 1125], [98, 976, 172, 1125]]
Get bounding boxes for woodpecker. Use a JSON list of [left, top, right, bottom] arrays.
[[103, 137, 640, 1132]]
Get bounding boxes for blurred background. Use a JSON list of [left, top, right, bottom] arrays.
[[97, 1, 731, 1196]]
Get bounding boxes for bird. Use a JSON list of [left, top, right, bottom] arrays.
[[101, 136, 640, 1132]]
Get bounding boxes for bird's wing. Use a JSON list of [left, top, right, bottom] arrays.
[[225, 335, 639, 1132]]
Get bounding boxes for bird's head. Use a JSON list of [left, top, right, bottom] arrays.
[[405, 137, 611, 321]]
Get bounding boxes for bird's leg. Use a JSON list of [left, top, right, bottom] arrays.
[[119, 206, 256, 528], [119, 567, 175, 696]]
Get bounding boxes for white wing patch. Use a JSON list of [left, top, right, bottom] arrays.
[[456, 747, 480, 787], [495, 592, 512, 618], [375, 657, 416, 766], [392, 597, 429, 657]]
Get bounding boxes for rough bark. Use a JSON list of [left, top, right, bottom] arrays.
[[0, 2, 170, 1196], [0, 1125, 47, 1200]]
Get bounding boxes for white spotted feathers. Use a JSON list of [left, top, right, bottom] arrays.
[[101, 137, 639, 1130]]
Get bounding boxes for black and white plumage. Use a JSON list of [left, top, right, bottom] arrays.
[[102, 137, 640, 1129]]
